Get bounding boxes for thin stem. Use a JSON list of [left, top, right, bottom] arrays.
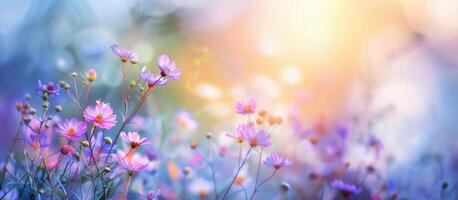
[[207, 139, 218, 200], [221, 147, 252, 200], [249, 170, 277, 200], [0, 121, 22, 188], [123, 175, 132, 197]]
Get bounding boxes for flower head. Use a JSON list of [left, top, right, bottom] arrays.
[[140, 189, 161, 200], [87, 69, 97, 82], [235, 96, 256, 115], [60, 144, 75, 156], [240, 122, 271, 147], [331, 179, 361, 198], [37, 80, 60, 96], [117, 151, 149, 175], [83, 100, 117, 129], [189, 178, 213, 198], [225, 124, 246, 143], [139, 70, 168, 87], [56, 118, 87, 140], [264, 153, 293, 169], [121, 131, 150, 149], [111, 44, 139, 64], [157, 54, 181, 81], [26, 133, 49, 150]]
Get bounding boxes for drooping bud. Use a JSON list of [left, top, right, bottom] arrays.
[[29, 108, 37, 115], [206, 132, 212, 139], [280, 182, 291, 192], [183, 167, 192, 176], [71, 72, 78, 78], [60, 145, 75, 156]]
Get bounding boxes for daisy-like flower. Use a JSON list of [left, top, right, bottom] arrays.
[[157, 54, 181, 81], [56, 118, 87, 141], [83, 100, 117, 129], [117, 151, 149, 175], [111, 44, 139, 64], [331, 179, 361, 198], [37, 80, 60, 96], [140, 189, 161, 200], [121, 131, 150, 149], [189, 178, 213, 198], [264, 153, 293, 169], [240, 122, 272, 147], [235, 96, 257, 115], [225, 124, 245, 143], [26, 133, 49, 150], [139, 70, 168, 88], [175, 110, 198, 131]]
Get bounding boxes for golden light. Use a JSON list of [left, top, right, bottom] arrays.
[[281, 66, 303, 85], [194, 82, 223, 100]]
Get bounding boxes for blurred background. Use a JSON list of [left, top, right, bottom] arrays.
[[1, 0, 458, 199]]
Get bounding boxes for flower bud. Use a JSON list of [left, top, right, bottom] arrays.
[[60, 145, 75, 156], [258, 110, 267, 117], [42, 101, 49, 110], [104, 166, 111, 173], [71, 72, 78, 78], [25, 94, 31, 101], [280, 182, 291, 192], [87, 69, 97, 82], [59, 81, 70, 90], [206, 132, 212, 139], [29, 108, 37, 115], [190, 140, 198, 149], [54, 105, 62, 112], [15, 102, 23, 111], [42, 93, 48, 101], [130, 80, 136, 88], [183, 167, 192, 176], [24, 118, 31, 124], [80, 140, 89, 147], [104, 137, 113, 144], [47, 115, 53, 120], [256, 118, 263, 125]]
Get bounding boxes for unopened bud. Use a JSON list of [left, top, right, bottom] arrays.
[[206, 132, 212, 139], [47, 115, 53, 120], [87, 69, 97, 82], [60, 145, 75, 156], [80, 140, 89, 147], [29, 108, 37, 115], [42, 93, 48, 101], [104, 137, 112, 144], [280, 182, 291, 192], [71, 72, 78, 78], [25, 94, 31, 101], [130, 80, 136, 88], [104, 166, 111, 173], [258, 110, 267, 117], [59, 81, 70, 90], [54, 105, 62, 112], [15, 102, 23, 111], [190, 140, 198, 149], [183, 167, 192, 175]]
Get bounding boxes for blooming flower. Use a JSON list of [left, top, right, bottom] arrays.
[[240, 122, 272, 147], [140, 189, 161, 200], [189, 178, 213, 198], [331, 179, 361, 198], [139, 70, 168, 87], [26, 133, 49, 150], [121, 131, 150, 149], [225, 124, 245, 143], [37, 80, 60, 96], [111, 44, 139, 64], [117, 151, 149, 175], [175, 110, 198, 131], [157, 54, 181, 81], [235, 96, 257, 115], [56, 118, 87, 140], [83, 100, 117, 129], [264, 153, 293, 169]]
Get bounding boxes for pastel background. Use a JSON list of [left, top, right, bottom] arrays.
[[1, 0, 458, 199]]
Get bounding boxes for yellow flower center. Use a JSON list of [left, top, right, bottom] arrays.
[[95, 114, 103, 124], [243, 105, 253, 113], [68, 128, 75, 136]]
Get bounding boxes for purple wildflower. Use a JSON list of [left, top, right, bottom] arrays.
[[120, 131, 150, 149], [331, 179, 361, 198], [111, 44, 139, 64], [264, 153, 293, 169], [117, 151, 149, 175], [157, 54, 181, 81], [140, 189, 161, 200], [26, 133, 49, 150], [37, 80, 60, 96], [56, 118, 87, 141], [235, 96, 257, 115], [240, 122, 271, 147], [139, 70, 168, 88], [83, 100, 117, 129]]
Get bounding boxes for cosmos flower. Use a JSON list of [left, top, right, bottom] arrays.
[[60, 144, 75, 156], [139, 70, 168, 87], [225, 124, 245, 143], [25, 133, 49, 150], [189, 178, 213, 198], [140, 189, 161, 200], [37, 80, 60, 96], [157, 54, 181, 81], [175, 110, 198, 131], [240, 122, 272, 147], [264, 153, 293, 169], [331, 179, 361, 198], [56, 118, 87, 141], [235, 96, 257, 115], [83, 100, 117, 129], [120, 131, 150, 149], [117, 151, 149, 175], [110, 44, 139, 64]]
